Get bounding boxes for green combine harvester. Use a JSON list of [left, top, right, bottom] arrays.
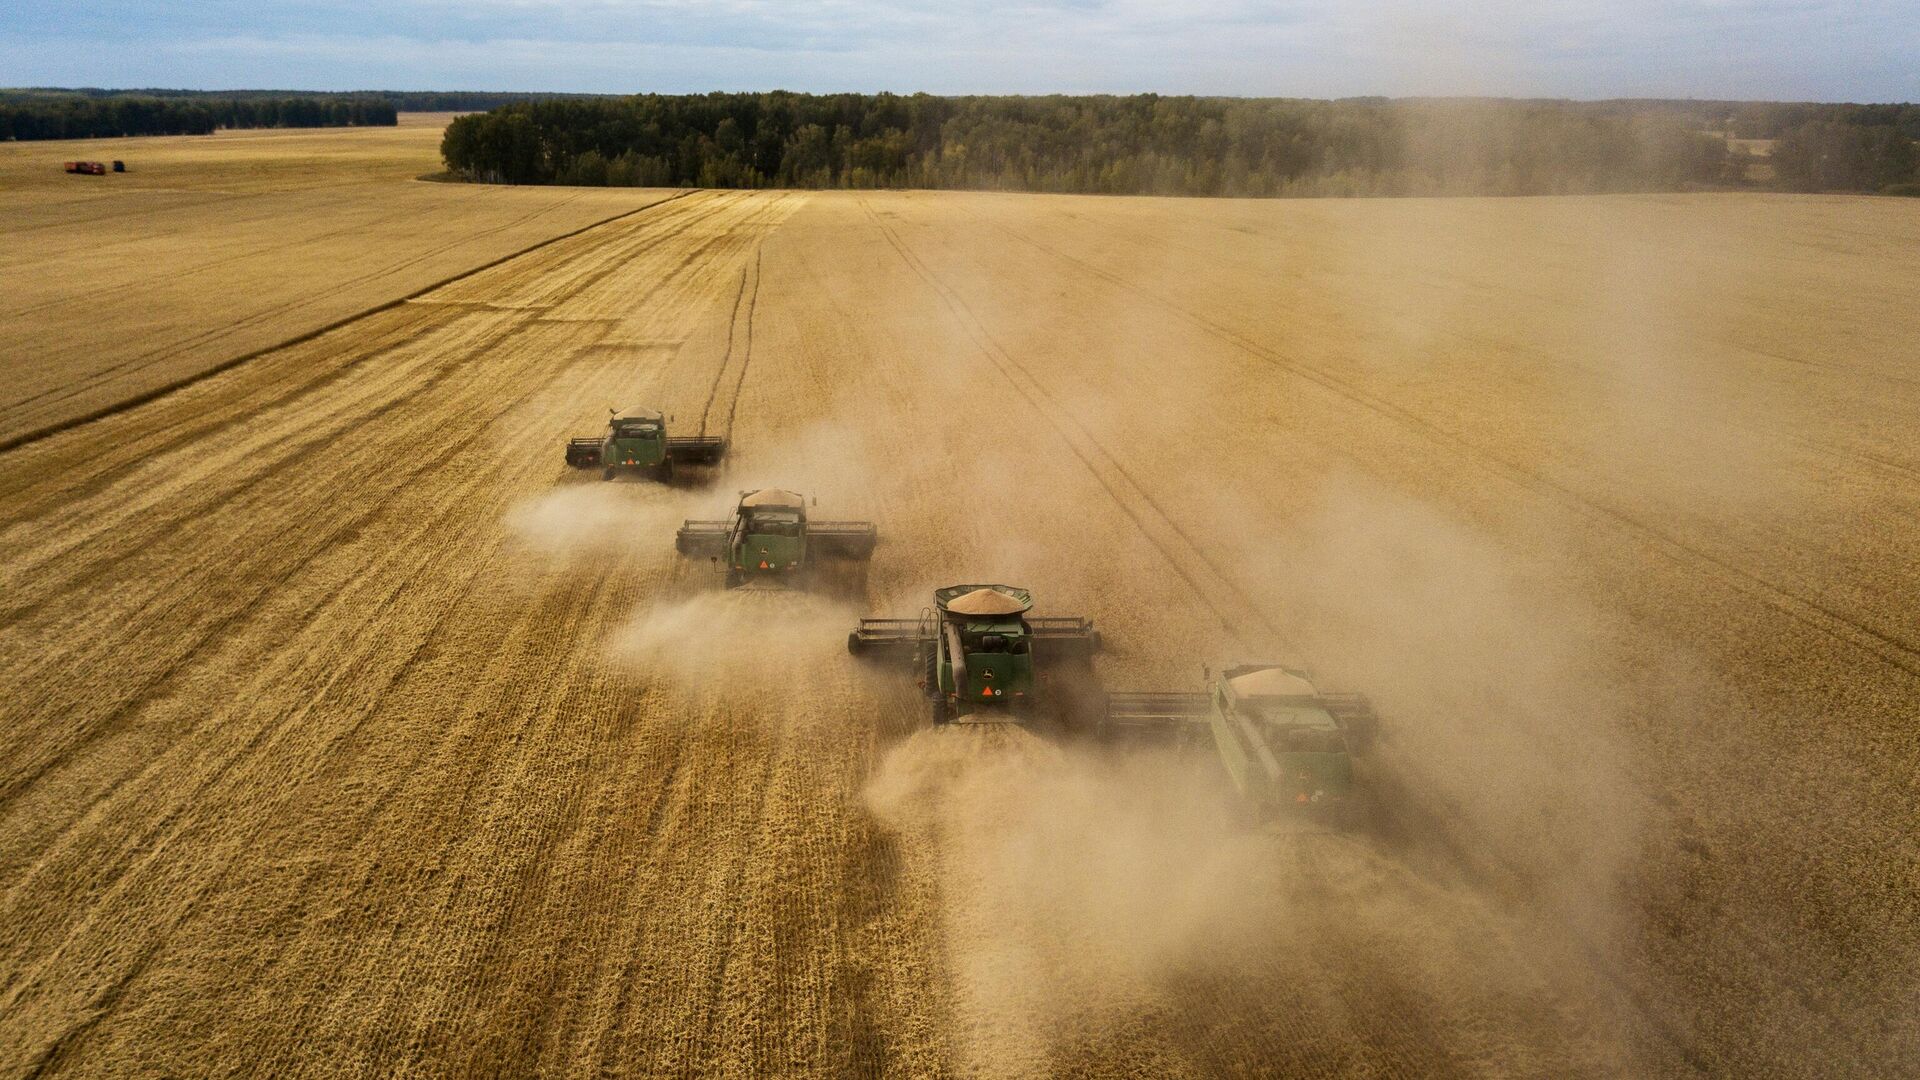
[[1103, 664, 1379, 825], [675, 489, 878, 589], [848, 584, 1101, 724], [564, 407, 726, 481]]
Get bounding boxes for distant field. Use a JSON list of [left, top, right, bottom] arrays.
[[1727, 137, 1779, 183], [2, 120, 1918, 1077], [0, 115, 667, 447]]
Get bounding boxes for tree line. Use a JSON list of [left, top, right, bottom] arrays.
[[1769, 118, 1918, 194], [0, 90, 397, 140], [378, 91, 605, 112], [440, 93, 1920, 197]]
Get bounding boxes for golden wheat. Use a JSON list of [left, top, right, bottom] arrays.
[[2, 134, 1917, 1076]]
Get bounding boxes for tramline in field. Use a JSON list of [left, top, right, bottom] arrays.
[[675, 488, 877, 590], [848, 584, 1101, 724], [1103, 664, 1379, 826], [563, 407, 726, 481]]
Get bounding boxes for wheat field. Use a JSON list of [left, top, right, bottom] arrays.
[[0, 115, 668, 449], [2, 122, 1917, 1077]]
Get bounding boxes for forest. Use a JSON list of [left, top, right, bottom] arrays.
[[380, 91, 603, 112], [0, 90, 397, 140], [439, 93, 1920, 197]]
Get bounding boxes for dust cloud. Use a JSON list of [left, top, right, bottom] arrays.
[[507, 190, 1685, 1071], [1203, 469, 1668, 1063], [1254, 477, 1640, 862], [501, 487, 871, 703], [849, 205, 1661, 1068], [611, 588, 859, 699], [503, 484, 695, 563], [730, 417, 881, 502], [864, 725, 1246, 1075], [863, 709, 1631, 1074]]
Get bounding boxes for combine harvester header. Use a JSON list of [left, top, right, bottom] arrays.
[[563, 407, 725, 481], [1104, 663, 1379, 826], [849, 584, 1100, 724], [676, 489, 877, 590]]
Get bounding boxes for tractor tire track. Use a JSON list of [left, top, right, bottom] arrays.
[[0, 197, 759, 829], [0, 189, 798, 1078], [1, 188, 594, 322], [15, 188, 711, 418], [860, 198, 1283, 657], [876, 192, 1912, 1075], [721, 242, 766, 443], [0, 190, 701, 455], [697, 193, 785, 440], [697, 262, 754, 437], [861, 194, 1712, 1074], [969, 209, 1920, 682], [7, 177, 1915, 1078]]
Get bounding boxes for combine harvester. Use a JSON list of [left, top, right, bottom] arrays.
[[848, 584, 1101, 724], [675, 489, 877, 590], [1103, 664, 1379, 826], [563, 408, 725, 481]]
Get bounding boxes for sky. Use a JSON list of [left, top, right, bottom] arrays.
[[3, 0, 1915, 101]]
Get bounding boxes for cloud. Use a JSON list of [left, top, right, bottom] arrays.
[[2, 0, 1914, 99]]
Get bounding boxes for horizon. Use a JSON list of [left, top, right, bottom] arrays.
[[5, 2, 1916, 103], [10, 87, 1918, 107]]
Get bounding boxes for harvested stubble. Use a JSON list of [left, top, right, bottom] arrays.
[[0, 116, 671, 449], [2, 150, 1918, 1077]]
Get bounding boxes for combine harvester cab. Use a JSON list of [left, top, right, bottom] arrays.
[[562, 407, 726, 482], [848, 584, 1101, 725], [1104, 663, 1378, 827], [675, 489, 877, 590]]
